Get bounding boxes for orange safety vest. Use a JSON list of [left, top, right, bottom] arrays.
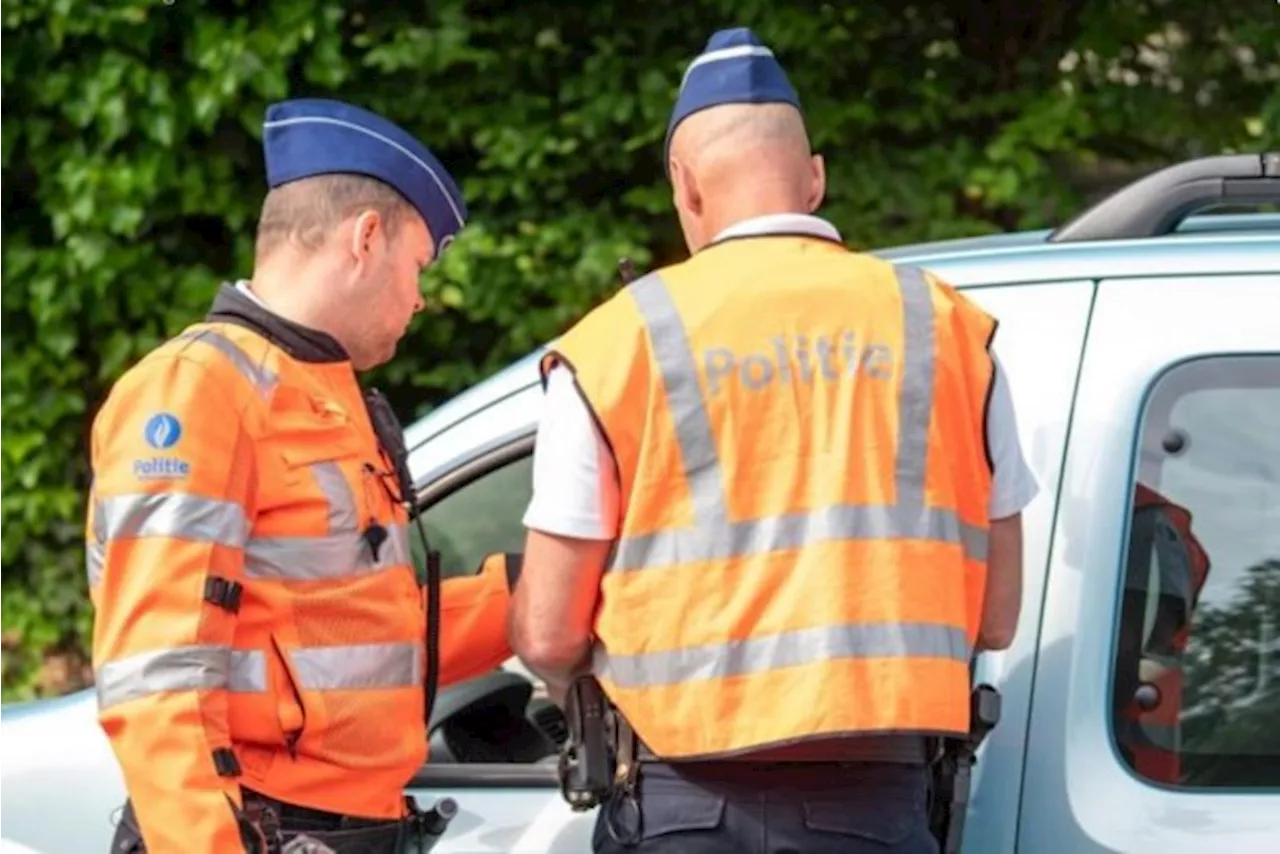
[[87, 320, 514, 853], [1119, 484, 1211, 783], [545, 235, 997, 759]]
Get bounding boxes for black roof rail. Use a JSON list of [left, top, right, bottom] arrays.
[[1048, 152, 1280, 243]]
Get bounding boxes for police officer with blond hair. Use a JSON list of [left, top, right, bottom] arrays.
[[88, 99, 518, 853], [510, 27, 1037, 853]]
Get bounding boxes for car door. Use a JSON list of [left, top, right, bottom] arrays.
[[401, 391, 597, 854], [1021, 272, 1280, 853], [947, 276, 1096, 854]]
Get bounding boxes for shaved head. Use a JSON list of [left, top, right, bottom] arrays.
[[669, 102, 812, 173], [666, 103, 825, 253]]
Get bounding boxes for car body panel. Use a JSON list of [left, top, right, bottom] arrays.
[[3, 212, 1277, 853], [1019, 272, 1280, 854], [1, 691, 128, 853], [403, 351, 545, 457], [945, 279, 1098, 854]]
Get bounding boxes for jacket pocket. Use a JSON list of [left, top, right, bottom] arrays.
[[276, 422, 368, 469], [270, 634, 307, 755]]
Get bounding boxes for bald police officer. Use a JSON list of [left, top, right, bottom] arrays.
[[510, 28, 1036, 854], [88, 99, 518, 853]]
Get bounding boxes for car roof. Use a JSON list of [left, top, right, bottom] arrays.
[[871, 212, 1280, 263], [868, 212, 1279, 286], [404, 211, 1280, 458]]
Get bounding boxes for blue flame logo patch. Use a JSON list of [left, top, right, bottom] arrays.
[[143, 413, 183, 450]]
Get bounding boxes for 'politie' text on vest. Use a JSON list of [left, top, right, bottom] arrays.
[[701, 332, 895, 394]]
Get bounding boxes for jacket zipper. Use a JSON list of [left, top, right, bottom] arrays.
[[270, 635, 306, 759]]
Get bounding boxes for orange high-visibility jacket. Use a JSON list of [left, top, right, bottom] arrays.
[[1120, 483, 1211, 783], [545, 235, 997, 759], [87, 306, 514, 852]]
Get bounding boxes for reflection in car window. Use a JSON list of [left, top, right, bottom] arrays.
[[411, 455, 534, 580], [1112, 355, 1280, 788]]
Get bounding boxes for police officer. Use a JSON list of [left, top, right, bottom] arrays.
[[87, 99, 519, 853], [510, 28, 1037, 854]]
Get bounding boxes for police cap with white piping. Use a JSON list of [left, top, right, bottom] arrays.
[[664, 27, 801, 169], [262, 98, 467, 253]]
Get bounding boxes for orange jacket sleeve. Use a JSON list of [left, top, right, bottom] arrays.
[[436, 552, 519, 686], [87, 352, 255, 853]]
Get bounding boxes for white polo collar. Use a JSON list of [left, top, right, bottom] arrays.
[[235, 279, 270, 309], [711, 213, 842, 243]]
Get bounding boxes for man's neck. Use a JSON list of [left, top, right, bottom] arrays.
[[246, 261, 342, 342]]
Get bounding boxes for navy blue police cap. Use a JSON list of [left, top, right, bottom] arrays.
[[664, 27, 801, 169], [262, 98, 467, 253]]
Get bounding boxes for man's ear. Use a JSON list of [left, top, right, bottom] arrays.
[[807, 153, 827, 213], [349, 209, 383, 263], [671, 157, 702, 217]]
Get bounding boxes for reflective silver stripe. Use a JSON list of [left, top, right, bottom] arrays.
[[290, 642, 422, 690], [384, 523, 412, 567], [596, 622, 969, 689], [91, 492, 107, 542], [86, 492, 107, 587], [97, 493, 249, 547], [612, 505, 988, 570], [96, 641, 416, 709], [245, 455, 408, 581], [894, 266, 934, 514], [96, 644, 249, 710], [175, 328, 278, 398], [311, 461, 359, 534], [629, 275, 729, 536], [244, 523, 411, 580], [86, 540, 106, 588], [229, 649, 268, 693], [611, 267, 987, 571]]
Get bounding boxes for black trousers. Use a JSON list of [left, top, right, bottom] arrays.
[[592, 761, 939, 854]]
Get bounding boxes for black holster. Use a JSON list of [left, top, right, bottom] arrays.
[[928, 684, 1002, 854], [557, 676, 616, 811], [556, 676, 644, 846]]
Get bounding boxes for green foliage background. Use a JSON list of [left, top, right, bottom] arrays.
[[2, 0, 1277, 699]]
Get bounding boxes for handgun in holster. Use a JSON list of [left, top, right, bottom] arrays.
[[557, 676, 614, 810], [929, 683, 1001, 854], [557, 676, 646, 847]]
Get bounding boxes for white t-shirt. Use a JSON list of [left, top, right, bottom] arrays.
[[522, 215, 1039, 541]]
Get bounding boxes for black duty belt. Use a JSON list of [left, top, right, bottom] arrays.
[[240, 789, 456, 854]]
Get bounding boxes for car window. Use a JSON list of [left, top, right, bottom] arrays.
[[411, 454, 534, 580], [1110, 355, 1280, 788]]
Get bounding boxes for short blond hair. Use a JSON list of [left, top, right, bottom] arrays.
[[253, 173, 413, 262]]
